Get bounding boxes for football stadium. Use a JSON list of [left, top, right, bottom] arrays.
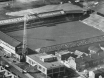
[[0, 0, 104, 53], [1, 0, 104, 78]]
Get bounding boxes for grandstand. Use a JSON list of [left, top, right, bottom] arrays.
[[0, 2, 86, 32], [0, 12, 84, 33], [0, 3, 84, 24], [81, 13, 104, 32]]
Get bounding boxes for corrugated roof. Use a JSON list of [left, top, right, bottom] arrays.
[[0, 3, 84, 21], [0, 31, 21, 47], [6, 3, 84, 17]]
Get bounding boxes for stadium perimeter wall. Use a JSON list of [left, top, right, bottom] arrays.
[[39, 35, 104, 53]]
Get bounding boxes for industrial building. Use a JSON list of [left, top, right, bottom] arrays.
[[0, 31, 21, 57], [26, 53, 65, 78], [0, 30, 37, 62]]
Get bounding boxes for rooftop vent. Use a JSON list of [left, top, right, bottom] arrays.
[[40, 54, 57, 62], [74, 50, 83, 58]]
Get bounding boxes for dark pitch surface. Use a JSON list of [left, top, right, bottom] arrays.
[[7, 21, 104, 51]]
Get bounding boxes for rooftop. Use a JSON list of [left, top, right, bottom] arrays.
[[27, 53, 64, 69], [88, 45, 103, 53], [91, 1, 104, 15], [0, 3, 84, 23], [40, 54, 56, 59], [0, 31, 21, 47], [16, 48, 37, 55], [93, 68, 104, 75], [75, 51, 104, 64], [56, 50, 73, 55], [6, 3, 84, 17]]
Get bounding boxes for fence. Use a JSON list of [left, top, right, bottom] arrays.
[[39, 35, 104, 53]]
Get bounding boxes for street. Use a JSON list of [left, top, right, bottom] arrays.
[[0, 51, 34, 78]]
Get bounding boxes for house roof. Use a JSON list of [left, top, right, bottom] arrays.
[[83, 55, 92, 62], [91, 53, 101, 60], [93, 68, 104, 74], [74, 50, 83, 56], [91, 1, 104, 15], [27, 53, 64, 69], [74, 50, 104, 64], [57, 50, 73, 55], [88, 45, 102, 53], [0, 31, 21, 47], [99, 52, 104, 58], [98, 68, 104, 73], [75, 57, 84, 64], [71, 53, 78, 58]]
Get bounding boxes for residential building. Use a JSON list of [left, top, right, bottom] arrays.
[[75, 51, 104, 72], [88, 45, 103, 54], [55, 50, 74, 61]]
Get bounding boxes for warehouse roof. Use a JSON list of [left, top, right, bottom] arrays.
[[0, 31, 21, 47]]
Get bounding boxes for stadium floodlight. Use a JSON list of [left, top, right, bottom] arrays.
[[8, 11, 36, 61]]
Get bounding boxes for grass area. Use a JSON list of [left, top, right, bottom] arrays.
[[7, 21, 104, 51]]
